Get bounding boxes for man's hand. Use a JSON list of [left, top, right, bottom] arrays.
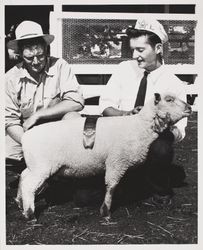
[[170, 126, 183, 143], [23, 113, 40, 131], [130, 106, 143, 115]]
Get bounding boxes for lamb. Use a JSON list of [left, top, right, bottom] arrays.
[[16, 92, 191, 220]]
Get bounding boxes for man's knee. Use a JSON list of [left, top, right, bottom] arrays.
[[150, 139, 173, 158], [147, 132, 174, 165], [6, 157, 26, 174], [145, 130, 175, 192]]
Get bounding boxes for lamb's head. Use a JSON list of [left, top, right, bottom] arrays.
[[151, 93, 192, 133]]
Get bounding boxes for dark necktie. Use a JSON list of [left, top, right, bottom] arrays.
[[134, 71, 149, 108]]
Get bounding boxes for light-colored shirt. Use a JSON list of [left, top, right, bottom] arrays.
[[99, 60, 188, 140], [5, 56, 84, 129]]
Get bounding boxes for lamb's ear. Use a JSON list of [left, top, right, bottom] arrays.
[[154, 93, 161, 105]]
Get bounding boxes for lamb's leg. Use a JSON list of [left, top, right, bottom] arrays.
[[15, 168, 29, 210], [18, 169, 49, 220], [100, 182, 117, 219], [100, 157, 129, 219]]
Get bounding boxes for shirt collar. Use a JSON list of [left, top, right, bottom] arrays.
[[148, 65, 165, 84], [44, 56, 58, 76], [17, 56, 56, 83], [16, 62, 38, 84]]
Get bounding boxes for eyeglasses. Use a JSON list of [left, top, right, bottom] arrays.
[[23, 54, 46, 63]]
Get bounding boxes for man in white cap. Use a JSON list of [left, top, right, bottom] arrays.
[[99, 18, 188, 205], [6, 21, 84, 163]]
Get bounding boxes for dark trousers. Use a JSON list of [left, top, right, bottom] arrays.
[[145, 129, 175, 195]]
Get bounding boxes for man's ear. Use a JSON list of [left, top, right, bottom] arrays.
[[154, 93, 161, 105], [155, 43, 163, 55]]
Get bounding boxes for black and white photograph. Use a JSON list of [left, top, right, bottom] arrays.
[[1, 0, 202, 248]]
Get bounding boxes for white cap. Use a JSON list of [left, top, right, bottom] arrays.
[[7, 21, 55, 52], [134, 18, 168, 44]]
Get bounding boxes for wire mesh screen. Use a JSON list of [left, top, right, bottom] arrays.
[[62, 18, 196, 65]]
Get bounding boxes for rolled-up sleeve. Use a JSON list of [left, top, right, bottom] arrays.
[[59, 59, 84, 106], [5, 75, 22, 129], [172, 79, 188, 141], [99, 67, 122, 114]]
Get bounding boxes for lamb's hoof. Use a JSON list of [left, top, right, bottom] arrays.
[[100, 216, 118, 226], [100, 202, 111, 218], [23, 208, 36, 221], [150, 194, 173, 208], [27, 217, 38, 225]]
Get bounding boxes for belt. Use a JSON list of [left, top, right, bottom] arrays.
[[83, 115, 101, 149]]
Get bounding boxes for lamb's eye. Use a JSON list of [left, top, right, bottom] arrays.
[[166, 96, 174, 102]]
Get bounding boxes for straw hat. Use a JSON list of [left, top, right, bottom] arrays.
[[134, 18, 168, 44], [7, 20, 55, 52]]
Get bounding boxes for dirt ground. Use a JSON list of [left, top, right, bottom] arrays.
[[6, 112, 197, 245]]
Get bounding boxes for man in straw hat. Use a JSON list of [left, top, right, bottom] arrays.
[[99, 18, 188, 205], [5, 21, 84, 163]]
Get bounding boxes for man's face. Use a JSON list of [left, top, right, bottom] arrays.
[[22, 44, 47, 74], [130, 35, 162, 72]]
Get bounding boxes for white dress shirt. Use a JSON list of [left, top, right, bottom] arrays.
[[99, 60, 188, 140]]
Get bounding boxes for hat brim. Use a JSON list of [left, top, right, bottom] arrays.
[[7, 34, 55, 52]]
